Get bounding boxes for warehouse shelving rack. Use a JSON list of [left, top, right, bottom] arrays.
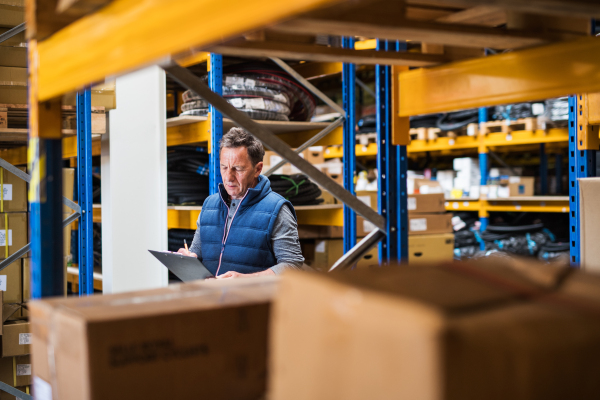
[[25, 0, 600, 304]]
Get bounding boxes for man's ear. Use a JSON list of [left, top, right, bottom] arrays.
[[255, 161, 264, 177]]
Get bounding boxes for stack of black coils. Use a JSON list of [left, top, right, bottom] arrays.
[[167, 146, 210, 205], [181, 62, 316, 122], [268, 174, 323, 206]]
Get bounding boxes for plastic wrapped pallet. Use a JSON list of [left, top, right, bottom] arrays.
[[269, 257, 600, 400], [30, 277, 278, 400]]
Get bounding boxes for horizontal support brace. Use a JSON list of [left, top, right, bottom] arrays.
[[272, 16, 561, 49], [399, 36, 600, 116], [164, 63, 386, 231], [36, 0, 340, 101], [0, 22, 24, 45], [0, 382, 31, 400], [207, 40, 448, 67]]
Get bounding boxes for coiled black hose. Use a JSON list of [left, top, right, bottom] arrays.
[[268, 174, 323, 206]]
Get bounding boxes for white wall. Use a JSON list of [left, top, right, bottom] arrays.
[[102, 66, 168, 293]]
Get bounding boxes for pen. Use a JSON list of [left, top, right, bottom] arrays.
[[184, 239, 189, 251]]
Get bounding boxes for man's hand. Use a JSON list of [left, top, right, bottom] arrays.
[[177, 248, 197, 258], [217, 269, 276, 279]]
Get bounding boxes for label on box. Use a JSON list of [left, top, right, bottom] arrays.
[[0, 230, 12, 246], [1, 184, 12, 201], [363, 220, 376, 233], [410, 218, 427, 232], [508, 177, 521, 183], [407, 197, 417, 210], [315, 241, 326, 253], [358, 195, 372, 207], [245, 98, 266, 110], [16, 364, 31, 376], [34, 377, 52, 400], [18, 333, 31, 345], [229, 98, 243, 108], [0, 275, 6, 291]]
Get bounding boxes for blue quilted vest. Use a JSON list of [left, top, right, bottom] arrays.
[[199, 175, 296, 275]]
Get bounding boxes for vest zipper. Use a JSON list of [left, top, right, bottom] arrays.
[[216, 190, 249, 276]]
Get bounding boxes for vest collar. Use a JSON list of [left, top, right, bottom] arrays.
[[218, 175, 272, 207]]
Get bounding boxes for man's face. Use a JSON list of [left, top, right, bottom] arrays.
[[220, 147, 263, 199]]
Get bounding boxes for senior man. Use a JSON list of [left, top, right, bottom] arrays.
[[178, 127, 304, 278]]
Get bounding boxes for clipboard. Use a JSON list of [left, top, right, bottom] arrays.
[[149, 250, 214, 281]]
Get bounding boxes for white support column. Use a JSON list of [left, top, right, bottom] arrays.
[[101, 66, 168, 293]]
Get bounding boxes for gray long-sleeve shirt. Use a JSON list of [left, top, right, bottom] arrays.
[[189, 201, 304, 275]]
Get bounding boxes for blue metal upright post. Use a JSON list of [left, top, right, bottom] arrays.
[[209, 54, 223, 195], [540, 143, 548, 195], [29, 100, 64, 298], [77, 89, 94, 295], [376, 39, 404, 264], [342, 37, 356, 253], [478, 108, 489, 243], [568, 95, 596, 267]]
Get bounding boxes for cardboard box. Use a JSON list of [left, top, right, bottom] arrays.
[[356, 216, 377, 237], [0, 386, 28, 399], [355, 191, 378, 237], [0, 258, 21, 307], [326, 171, 343, 185], [297, 225, 343, 240], [409, 213, 452, 235], [0, 213, 27, 260], [316, 190, 336, 205], [30, 278, 278, 400], [21, 258, 29, 318], [580, 178, 600, 272], [0, 67, 26, 87], [410, 178, 443, 195], [0, 47, 26, 69], [2, 321, 30, 357], [409, 233, 455, 265], [355, 246, 378, 270], [304, 146, 325, 165], [408, 193, 445, 214], [0, 355, 31, 387], [270, 259, 600, 400], [0, 167, 27, 213], [508, 176, 534, 196], [312, 239, 343, 272]]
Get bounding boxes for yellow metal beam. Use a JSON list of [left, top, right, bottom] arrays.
[[296, 207, 343, 226], [167, 208, 201, 230], [578, 94, 600, 150], [484, 128, 569, 148], [36, 0, 340, 101], [398, 36, 600, 116], [445, 199, 480, 212], [175, 51, 209, 68], [292, 62, 343, 79], [277, 126, 343, 148], [324, 143, 377, 159], [483, 199, 569, 213], [407, 135, 479, 153], [354, 39, 377, 50], [167, 120, 211, 148], [588, 92, 600, 125]]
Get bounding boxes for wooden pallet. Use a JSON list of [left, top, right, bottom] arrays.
[[410, 123, 478, 140], [480, 117, 537, 135]]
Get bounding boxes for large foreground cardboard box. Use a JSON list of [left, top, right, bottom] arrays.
[[270, 258, 600, 400], [580, 178, 600, 272], [30, 277, 278, 400]]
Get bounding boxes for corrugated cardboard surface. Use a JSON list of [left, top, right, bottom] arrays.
[[408, 193, 446, 214], [0, 166, 27, 212], [408, 213, 453, 235], [0, 258, 21, 308], [269, 259, 600, 400], [21, 258, 29, 318], [2, 321, 30, 357], [580, 178, 600, 272], [508, 177, 534, 196], [0, 213, 27, 260], [30, 277, 278, 400], [0, 355, 31, 387], [409, 233, 455, 265]]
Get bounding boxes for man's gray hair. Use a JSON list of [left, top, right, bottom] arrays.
[[219, 127, 265, 166]]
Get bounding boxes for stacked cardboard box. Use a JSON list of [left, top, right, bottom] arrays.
[[0, 292, 32, 394], [408, 193, 454, 264], [263, 147, 325, 175]]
